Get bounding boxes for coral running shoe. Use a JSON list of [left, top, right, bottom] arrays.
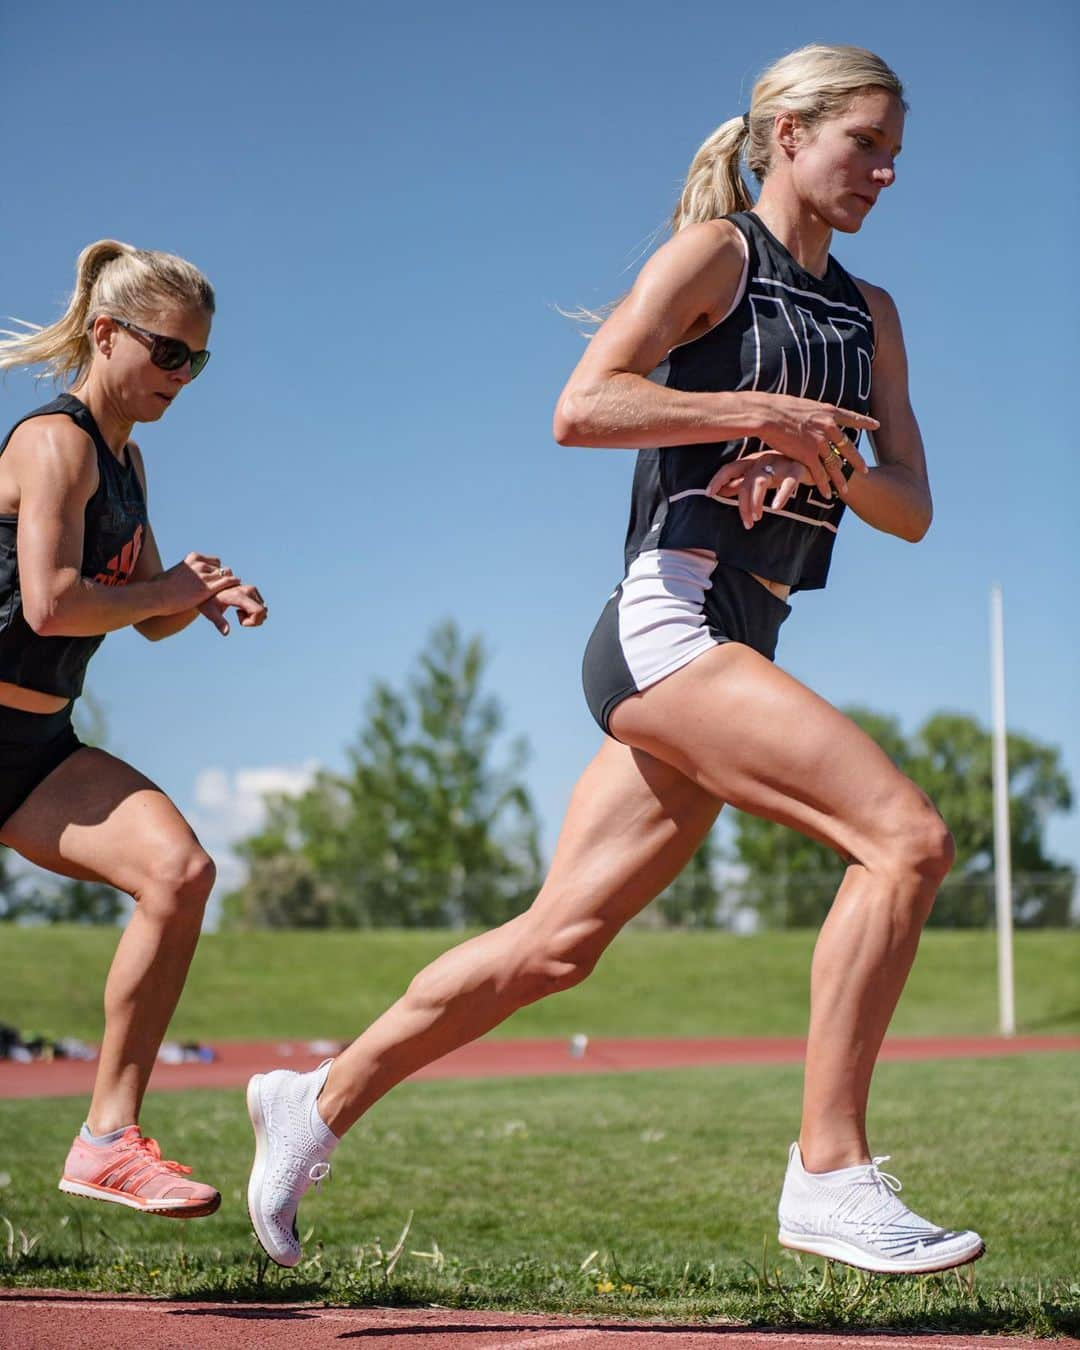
[[246, 1058, 338, 1267], [59, 1128, 221, 1218], [778, 1142, 984, 1274]]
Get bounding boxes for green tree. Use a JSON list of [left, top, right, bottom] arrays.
[[28, 877, 126, 924], [730, 708, 1074, 929], [654, 829, 725, 928], [908, 713, 1073, 926], [223, 621, 544, 928], [0, 850, 31, 921]]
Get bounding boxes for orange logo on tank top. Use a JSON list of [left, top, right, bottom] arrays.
[[93, 523, 144, 587]]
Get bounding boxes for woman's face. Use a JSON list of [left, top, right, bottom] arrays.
[[96, 305, 212, 423], [788, 89, 905, 234]]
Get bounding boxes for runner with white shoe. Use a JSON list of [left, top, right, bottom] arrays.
[[246, 43, 982, 1275], [778, 1145, 983, 1274], [246, 1060, 336, 1267]]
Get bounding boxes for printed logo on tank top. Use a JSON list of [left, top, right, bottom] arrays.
[[93, 523, 144, 586]]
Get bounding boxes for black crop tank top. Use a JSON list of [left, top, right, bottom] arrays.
[[622, 210, 875, 591], [0, 394, 149, 699]]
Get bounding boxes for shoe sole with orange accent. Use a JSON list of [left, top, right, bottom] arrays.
[[58, 1176, 221, 1218]]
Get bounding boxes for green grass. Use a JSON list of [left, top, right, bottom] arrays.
[[1, 928, 1078, 1044], [1, 1056, 1077, 1334]]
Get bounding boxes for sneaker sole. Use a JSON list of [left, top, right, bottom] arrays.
[[246, 1073, 300, 1268], [778, 1229, 986, 1275], [58, 1177, 220, 1219]]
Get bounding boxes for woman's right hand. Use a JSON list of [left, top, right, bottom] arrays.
[[745, 392, 878, 497], [157, 553, 242, 614]]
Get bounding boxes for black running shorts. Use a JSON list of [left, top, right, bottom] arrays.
[[582, 550, 791, 736], [0, 702, 83, 827]]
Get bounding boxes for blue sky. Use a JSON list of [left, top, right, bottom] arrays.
[[1, 0, 1076, 900]]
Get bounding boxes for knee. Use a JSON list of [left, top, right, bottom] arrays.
[[136, 845, 216, 921], [877, 795, 955, 892], [506, 921, 610, 1007], [906, 810, 955, 888]]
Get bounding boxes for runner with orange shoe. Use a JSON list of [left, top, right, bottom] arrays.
[[0, 240, 266, 1216]]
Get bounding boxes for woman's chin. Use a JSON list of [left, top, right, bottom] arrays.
[[139, 396, 172, 423], [825, 207, 867, 235]]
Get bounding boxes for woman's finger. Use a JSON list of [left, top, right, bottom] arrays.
[[801, 448, 833, 498], [733, 472, 754, 528], [708, 460, 746, 496], [208, 572, 240, 596], [821, 441, 848, 495], [833, 406, 879, 432], [199, 603, 230, 636], [751, 466, 772, 522], [827, 420, 870, 474], [773, 472, 800, 512]]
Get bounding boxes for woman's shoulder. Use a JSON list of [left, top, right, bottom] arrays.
[[639, 218, 748, 316], [126, 439, 148, 494], [660, 216, 746, 262], [4, 409, 100, 491], [846, 274, 901, 333]]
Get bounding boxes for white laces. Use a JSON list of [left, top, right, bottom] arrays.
[[308, 1160, 331, 1188], [866, 1155, 902, 1193]]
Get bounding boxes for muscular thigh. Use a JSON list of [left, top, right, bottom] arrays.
[[0, 747, 203, 893], [526, 735, 722, 936], [609, 643, 937, 869]]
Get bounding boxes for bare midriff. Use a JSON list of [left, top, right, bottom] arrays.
[[0, 680, 70, 715], [684, 549, 791, 603], [750, 572, 791, 602]]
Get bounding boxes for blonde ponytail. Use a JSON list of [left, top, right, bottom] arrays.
[[672, 44, 906, 232], [1, 239, 215, 385], [671, 116, 754, 233]]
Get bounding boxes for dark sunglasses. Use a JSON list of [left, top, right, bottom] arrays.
[[112, 318, 211, 380]]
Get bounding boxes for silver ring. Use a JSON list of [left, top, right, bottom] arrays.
[[761, 463, 776, 477]]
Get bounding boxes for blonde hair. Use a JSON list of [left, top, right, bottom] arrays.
[[672, 44, 906, 232], [0, 240, 215, 385]]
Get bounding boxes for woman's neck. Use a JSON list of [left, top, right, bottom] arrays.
[[67, 380, 133, 459], [750, 186, 833, 279]]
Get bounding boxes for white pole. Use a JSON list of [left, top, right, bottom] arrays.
[[990, 584, 1015, 1037]]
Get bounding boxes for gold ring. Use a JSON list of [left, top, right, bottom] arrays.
[[826, 441, 845, 460]]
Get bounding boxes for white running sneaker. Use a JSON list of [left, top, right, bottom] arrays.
[[777, 1142, 985, 1275], [246, 1058, 339, 1267]]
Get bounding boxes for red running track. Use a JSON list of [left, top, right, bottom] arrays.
[[3, 1043, 1078, 1348], [1, 1034, 1076, 1100], [1, 1293, 1076, 1350]]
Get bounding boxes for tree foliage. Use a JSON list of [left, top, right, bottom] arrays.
[[223, 622, 543, 928], [653, 830, 725, 928], [730, 707, 1074, 928]]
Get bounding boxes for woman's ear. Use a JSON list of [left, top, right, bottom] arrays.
[[90, 315, 118, 359], [773, 110, 802, 161]]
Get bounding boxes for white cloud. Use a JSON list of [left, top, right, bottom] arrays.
[[189, 760, 319, 923]]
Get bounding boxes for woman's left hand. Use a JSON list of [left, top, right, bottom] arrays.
[[198, 582, 268, 636], [706, 452, 810, 529]]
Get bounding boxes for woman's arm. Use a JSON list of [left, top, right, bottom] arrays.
[[11, 418, 236, 636], [124, 444, 266, 640], [128, 519, 202, 641], [840, 282, 932, 542], [552, 220, 877, 498]]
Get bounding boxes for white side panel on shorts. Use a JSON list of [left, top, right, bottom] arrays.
[[616, 548, 719, 693]]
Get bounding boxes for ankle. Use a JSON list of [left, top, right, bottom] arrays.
[[314, 1080, 348, 1141], [798, 1137, 870, 1173], [81, 1120, 136, 1145]]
